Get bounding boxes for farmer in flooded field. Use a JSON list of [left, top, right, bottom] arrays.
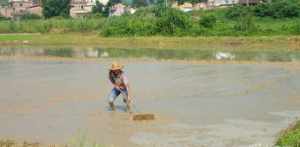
[[107, 62, 132, 112]]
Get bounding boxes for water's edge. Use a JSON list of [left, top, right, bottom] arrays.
[[1, 47, 300, 62]]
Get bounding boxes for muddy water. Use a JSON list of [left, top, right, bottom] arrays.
[[0, 58, 300, 147]]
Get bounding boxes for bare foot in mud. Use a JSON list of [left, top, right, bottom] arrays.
[[109, 102, 115, 111]]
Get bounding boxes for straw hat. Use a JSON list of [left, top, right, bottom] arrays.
[[110, 62, 124, 70]]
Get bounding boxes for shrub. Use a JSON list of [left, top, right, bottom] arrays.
[[42, 0, 71, 18], [36, 21, 52, 33], [234, 13, 257, 34], [276, 121, 300, 147], [253, 3, 274, 17], [8, 21, 18, 32], [126, 16, 158, 36], [291, 20, 300, 35], [199, 14, 216, 28], [226, 5, 252, 19], [101, 15, 157, 36], [0, 15, 9, 21], [92, 0, 104, 14], [19, 13, 42, 20], [156, 8, 193, 35], [101, 16, 130, 36], [254, 0, 300, 18]]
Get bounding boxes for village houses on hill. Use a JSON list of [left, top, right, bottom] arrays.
[[0, 0, 261, 18]]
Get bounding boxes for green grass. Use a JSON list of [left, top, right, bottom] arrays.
[[0, 8, 300, 36], [0, 132, 104, 147], [0, 33, 300, 61], [0, 33, 300, 51], [276, 120, 300, 147], [0, 34, 34, 41]]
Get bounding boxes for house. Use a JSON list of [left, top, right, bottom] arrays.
[[179, 2, 193, 12], [172, 2, 208, 12], [238, 0, 261, 5], [193, 2, 209, 10], [208, 0, 237, 7], [0, 0, 42, 18], [70, 0, 95, 17], [70, 0, 108, 18], [110, 3, 126, 16]]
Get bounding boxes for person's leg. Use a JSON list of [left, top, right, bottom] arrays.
[[107, 88, 121, 111], [120, 88, 131, 112]]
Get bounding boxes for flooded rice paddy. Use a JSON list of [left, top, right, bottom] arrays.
[[0, 57, 300, 147]]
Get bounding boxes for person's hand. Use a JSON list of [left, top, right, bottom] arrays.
[[127, 95, 132, 103]]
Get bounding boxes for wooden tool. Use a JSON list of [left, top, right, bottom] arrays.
[[130, 113, 155, 121]]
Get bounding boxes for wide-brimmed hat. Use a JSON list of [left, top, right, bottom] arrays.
[[110, 62, 124, 70]]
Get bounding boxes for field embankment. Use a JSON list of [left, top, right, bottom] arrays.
[[1, 33, 300, 61]]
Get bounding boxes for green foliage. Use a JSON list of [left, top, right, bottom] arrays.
[[0, 0, 9, 7], [102, 15, 157, 36], [234, 13, 257, 34], [199, 14, 216, 28], [156, 8, 193, 35], [106, 0, 122, 8], [19, 13, 42, 20], [276, 121, 300, 147], [254, 0, 300, 18], [226, 5, 252, 19], [291, 20, 300, 35], [0, 15, 8, 21], [92, 1, 104, 14], [2, 2, 300, 36], [102, 7, 193, 36], [8, 21, 18, 33], [132, 0, 148, 7], [0, 18, 104, 33], [42, 0, 71, 18]]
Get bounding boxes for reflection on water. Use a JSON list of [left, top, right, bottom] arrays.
[[1, 47, 300, 61], [0, 58, 300, 147]]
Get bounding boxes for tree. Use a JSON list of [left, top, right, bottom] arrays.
[[254, 0, 300, 18], [42, 0, 71, 18], [92, 0, 104, 13], [199, 14, 216, 28], [103, 0, 122, 16], [156, 8, 193, 35], [132, 0, 148, 7]]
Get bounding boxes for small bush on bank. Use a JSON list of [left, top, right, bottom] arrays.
[[0, 15, 9, 21], [291, 20, 300, 35], [19, 13, 42, 20], [226, 5, 252, 19], [156, 8, 193, 36], [234, 13, 257, 35], [276, 121, 300, 147], [199, 14, 217, 28], [101, 15, 157, 36]]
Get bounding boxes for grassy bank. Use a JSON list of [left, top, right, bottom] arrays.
[[1, 33, 300, 61], [1, 2, 300, 37], [276, 120, 300, 147], [1, 15, 300, 37], [1, 33, 300, 51]]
